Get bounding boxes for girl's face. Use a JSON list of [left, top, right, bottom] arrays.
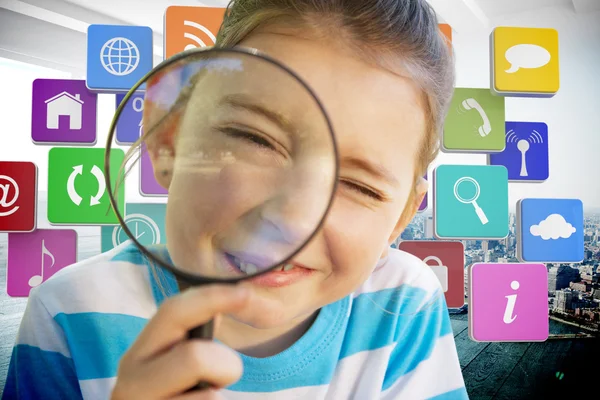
[[153, 26, 428, 328]]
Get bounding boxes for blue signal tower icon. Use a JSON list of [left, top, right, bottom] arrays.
[[489, 122, 549, 182]]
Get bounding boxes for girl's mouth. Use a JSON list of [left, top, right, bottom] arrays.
[[223, 252, 314, 287], [225, 253, 296, 274]]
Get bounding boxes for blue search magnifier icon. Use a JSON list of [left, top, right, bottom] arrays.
[[453, 177, 489, 225]]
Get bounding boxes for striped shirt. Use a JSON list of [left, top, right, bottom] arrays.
[[2, 242, 468, 399]]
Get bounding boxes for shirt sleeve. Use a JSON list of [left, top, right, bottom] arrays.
[[2, 287, 83, 400], [381, 282, 470, 399]]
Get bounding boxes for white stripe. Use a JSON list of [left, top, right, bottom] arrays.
[[354, 249, 441, 299], [326, 346, 393, 399], [353, 249, 444, 317], [34, 251, 157, 319], [79, 377, 116, 400], [15, 291, 71, 357], [381, 333, 466, 399]]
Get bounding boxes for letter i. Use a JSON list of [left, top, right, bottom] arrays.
[[503, 280, 519, 324]]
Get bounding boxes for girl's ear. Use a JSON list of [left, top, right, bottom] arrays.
[[143, 102, 182, 189], [387, 176, 428, 246]]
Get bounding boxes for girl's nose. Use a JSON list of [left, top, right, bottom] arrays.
[[256, 161, 334, 247]]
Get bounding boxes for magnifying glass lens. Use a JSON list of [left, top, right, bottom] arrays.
[[106, 49, 337, 283], [454, 177, 479, 204]]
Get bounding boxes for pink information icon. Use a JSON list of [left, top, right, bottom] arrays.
[[7, 229, 77, 297], [469, 262, 549, 342]]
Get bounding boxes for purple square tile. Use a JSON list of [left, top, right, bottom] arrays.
[[32, 79, 97, 144], [140, 144, 168, 196]]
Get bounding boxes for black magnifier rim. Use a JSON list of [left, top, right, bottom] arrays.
[[104, 46, 340, 285]]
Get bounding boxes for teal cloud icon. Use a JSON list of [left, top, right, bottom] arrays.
[[530, 213, 576, 240]]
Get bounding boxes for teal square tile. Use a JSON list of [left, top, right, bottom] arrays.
[[434, 165, 509, 239], [100, 202, 166, 252]]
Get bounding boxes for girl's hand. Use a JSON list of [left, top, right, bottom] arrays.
[[111, 285, 251, 399]]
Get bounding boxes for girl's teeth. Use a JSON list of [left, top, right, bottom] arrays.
[[241, 262, 257, 274], [234, 258, 296, 274]]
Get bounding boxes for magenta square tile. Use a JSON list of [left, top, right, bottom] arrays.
[[7, 229, 78, 297], [469, 262, 548, 342]]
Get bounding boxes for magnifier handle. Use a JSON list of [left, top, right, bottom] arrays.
[[185, 319, 215, 392], [474, 203, 489, 225]]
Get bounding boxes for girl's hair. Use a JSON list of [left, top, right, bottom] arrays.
[[122, 0, 455, 296], [216, 0, 455, 180]]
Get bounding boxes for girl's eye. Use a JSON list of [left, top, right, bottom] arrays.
[[341, 180, 383, 201], [219, 127, 278, 151]]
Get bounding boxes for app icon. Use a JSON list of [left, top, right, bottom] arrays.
[[517, 198, 584, 263], [398, 240, 465, 308], [434, 165, 508, 239], [491, 27, 559, 97], [47, 148, 125, 224], [140, 145, 168, 196], [418, 172, 428, 212], [7, 229, 77, 297], [439, 24, 452, 50], [164, 6, 226, 59], [87, 25, 153, 92], [31, 79, 98, 145], [443, 88, 505, 153], [469, 262, 548, 342], [489, 122, 549, 182], [101, 203, 166, 252], [115, 92, 144, 144], [0, 161, 37, 232]]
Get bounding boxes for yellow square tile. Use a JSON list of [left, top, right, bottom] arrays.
[[491, 27, 559, 97]]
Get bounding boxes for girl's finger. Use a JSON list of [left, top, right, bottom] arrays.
[[126, 339, 242, 399], [169, 389, 223, 400], [127, 284, 250, 361]]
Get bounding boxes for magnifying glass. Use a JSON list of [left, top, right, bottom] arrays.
[[453, 176, 488, 225], [104, 47, 338, 391]]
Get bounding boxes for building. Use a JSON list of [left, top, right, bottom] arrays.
[[570, 282, 591, 292], [424, 216, 433, 239], [555, 290, 574, 312], [548, 264, 580, 291]]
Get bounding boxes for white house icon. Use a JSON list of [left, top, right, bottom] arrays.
[[44, 91, 84, 130]]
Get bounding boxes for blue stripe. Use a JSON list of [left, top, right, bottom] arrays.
[[111, 243, 180, 306], [427, 386, 470, 400], [54, 312, 148, 380], [382, 293, 453, 391], [109, 243, 147, 264], [1, 345, 82, 400], [228, 295, 349, 392], [340, 285, 437, 360]]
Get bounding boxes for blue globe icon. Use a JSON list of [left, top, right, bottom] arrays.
[[100, 37, 140, 76]]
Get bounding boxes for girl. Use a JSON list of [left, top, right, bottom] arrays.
[[3, 0, 468, 398]]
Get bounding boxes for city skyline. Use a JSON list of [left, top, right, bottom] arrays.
[[399, 210, 600, 332]]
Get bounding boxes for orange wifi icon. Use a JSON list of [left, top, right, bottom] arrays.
[[164, 6, 226, 59]]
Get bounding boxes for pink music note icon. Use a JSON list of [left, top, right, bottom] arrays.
[[28, 239, 55, 287], [7, 229, 77, 297]]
